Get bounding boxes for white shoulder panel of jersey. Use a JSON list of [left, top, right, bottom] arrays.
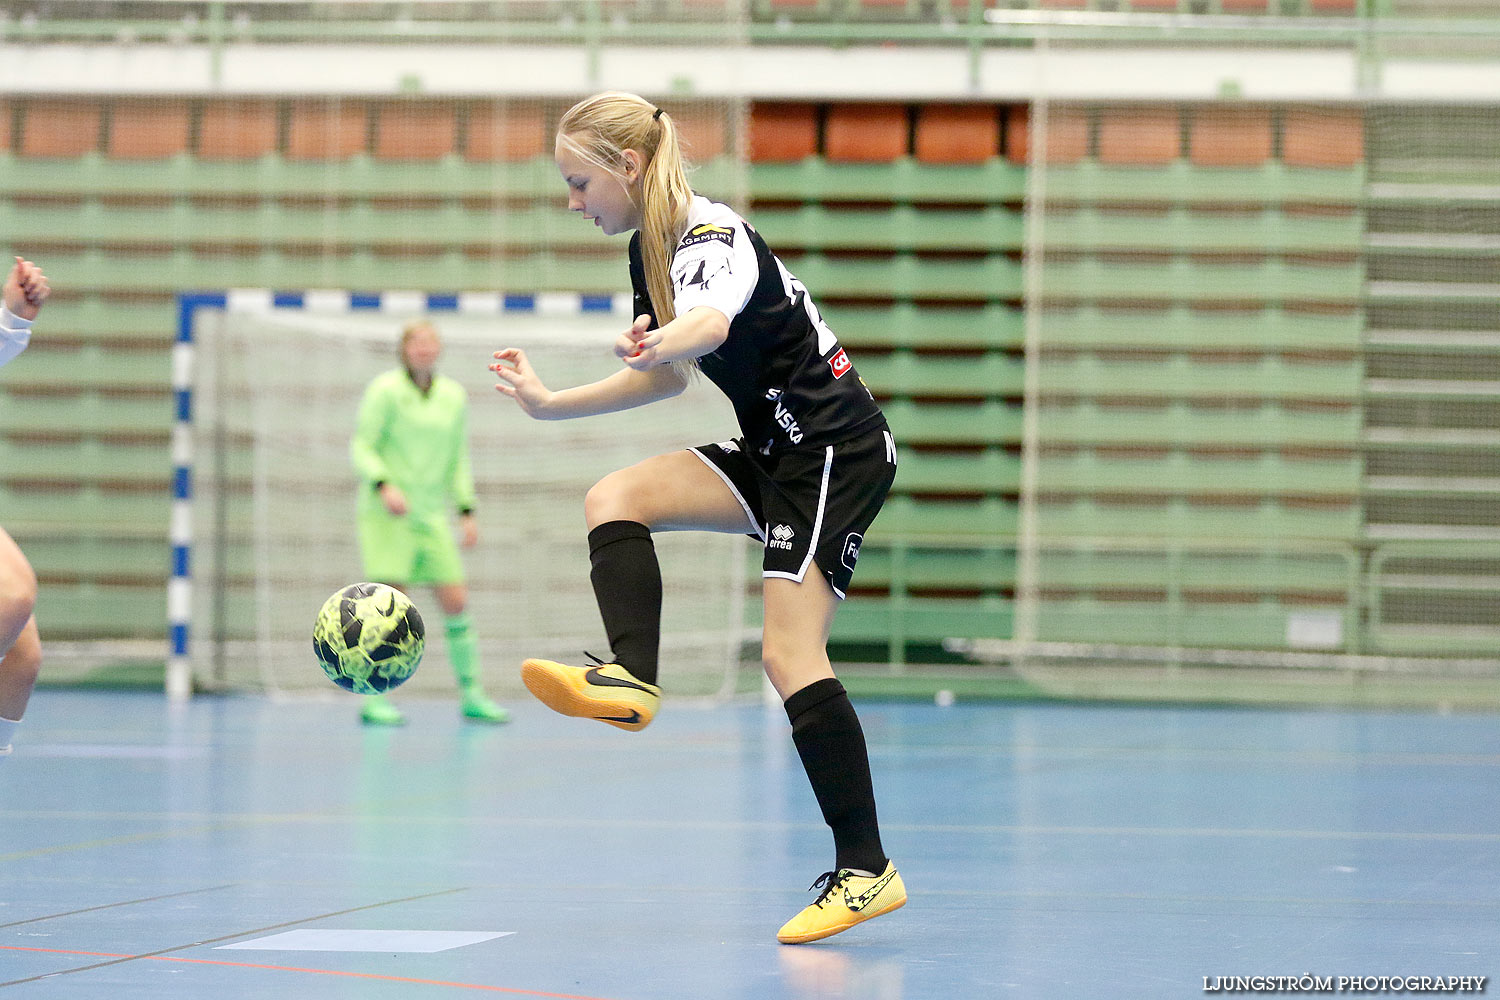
[[0, 307, 33, 369], [0, 326, 29, 369], [670, 196, 758, 321]]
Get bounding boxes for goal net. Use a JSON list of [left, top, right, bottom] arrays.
[[182, 292, 753, 701]]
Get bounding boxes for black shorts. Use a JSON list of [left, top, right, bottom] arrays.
[[690, 423, 897, 599]]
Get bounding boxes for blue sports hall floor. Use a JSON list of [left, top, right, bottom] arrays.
[[2, 689, 1497, 999]]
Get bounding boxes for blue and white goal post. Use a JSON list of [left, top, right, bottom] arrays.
[[171, 289, 749, 702]]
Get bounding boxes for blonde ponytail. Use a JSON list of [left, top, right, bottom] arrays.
[[636, 111, 694, 329], [557, 92, 695, 331]]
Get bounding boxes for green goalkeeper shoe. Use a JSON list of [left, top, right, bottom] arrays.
[[776, 862, 907, 945], [520, 656, 660, 731], [359, 695, 406, 727], [460, 687, 511, 724]]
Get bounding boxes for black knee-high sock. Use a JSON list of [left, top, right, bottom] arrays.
[[587, 520, 662, 686], [785, 678, 888, 875]]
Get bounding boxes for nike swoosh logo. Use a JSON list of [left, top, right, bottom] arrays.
[[585, 667, 653, 694], [844, 870, 897, 911], [599, 711, 642, 725]]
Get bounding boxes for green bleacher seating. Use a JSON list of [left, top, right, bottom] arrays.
[[1038, 206, 1361, 253], [785, 252, 1023, 300], [893, 450, 1022, 494], [1038, 451, 1359, 496], [1035, 306, 1359, 351], [821, 303, 1023, 350], [1036, 599, 1352, 649], [2, 95, 1377, 665], [1038, 257, 1363, 303], [855, 546, 1017, 590], [0, 393, 170, 436], [752, 204, 1024, 253], [12, 248, 624, 297], [883, 399, 1023, 446], [0, 485, 167, 532], [1038, 161, 1364, 206], [0, 201, 616, 253], [1036, 355, 1361, 401], [0, 152, 567, 201], [872, 496, 1018, 538], [749, 157, 1026, 204], [0, 438, 167, 484], [855, 351, 1024, 397], [834, 597, 1013, 658], [27, 298, 178, 341], [1037, 401, 1360, 447], [19, 534, 168, 579], [1033, 545, 1354, 592], [31, 584, 166, 639], [1034, 498, 1362, 541]]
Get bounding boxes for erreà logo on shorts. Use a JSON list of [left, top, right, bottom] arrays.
[[768, 524, 796, 550]]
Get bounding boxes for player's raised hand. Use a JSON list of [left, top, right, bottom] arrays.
[[490, 347, 553, 418], [616, 314, 662, 371], [4, 257, 49, 321]]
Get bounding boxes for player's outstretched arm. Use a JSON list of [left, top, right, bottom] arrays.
[[491, 347, 686, 421]]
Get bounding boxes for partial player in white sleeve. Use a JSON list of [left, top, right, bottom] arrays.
[[0, 256, 46, 369], [489, 92, 903, 947], [0, 255, 52, 763]]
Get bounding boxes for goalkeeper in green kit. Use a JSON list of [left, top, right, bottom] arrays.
[[350, 320, 509, 726]]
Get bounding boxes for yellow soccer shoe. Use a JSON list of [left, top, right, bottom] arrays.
[[777, 862, 907, 945], [521, 658, 660, 732]]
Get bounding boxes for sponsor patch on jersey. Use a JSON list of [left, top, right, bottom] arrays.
[[680, 223, 736, 250], [673, 254, 733, 294], [828, 348, 852, 379]]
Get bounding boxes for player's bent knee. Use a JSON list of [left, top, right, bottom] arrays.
[[761, 644, 834, 700], [3, 619, 42, 688], [583, 470, 650, 528], [0, 578, 37, 639]]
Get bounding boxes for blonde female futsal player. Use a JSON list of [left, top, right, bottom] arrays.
[[0, 256, 52, 763], [490, 93, 905, 944]]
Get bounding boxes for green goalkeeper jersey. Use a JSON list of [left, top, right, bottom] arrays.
[[351, 368, 477, 521]]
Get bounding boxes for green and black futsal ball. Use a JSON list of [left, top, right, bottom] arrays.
[[312, 583, 425, 694]]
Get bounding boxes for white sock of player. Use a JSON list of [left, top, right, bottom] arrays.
[[0, 715, 18, 759]]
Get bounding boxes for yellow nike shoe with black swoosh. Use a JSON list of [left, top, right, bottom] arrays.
[[520, 656, 661, 732], [776, 862, 906, 944]]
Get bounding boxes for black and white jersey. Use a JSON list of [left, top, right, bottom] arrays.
[[628, 196, 884, 455]]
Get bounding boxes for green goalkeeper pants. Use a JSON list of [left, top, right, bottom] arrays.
[[357, 509, 464, 586]]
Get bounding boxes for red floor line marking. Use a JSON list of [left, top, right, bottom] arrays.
[[1, 945, 126, 959], [0, 945, 616, 999]]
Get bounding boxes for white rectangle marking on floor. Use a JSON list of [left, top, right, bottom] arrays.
[[216, 930, 514, 953]]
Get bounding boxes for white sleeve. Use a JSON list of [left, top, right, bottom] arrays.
[[0, 305, 33, 369], [670, 224, 758, 321]]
